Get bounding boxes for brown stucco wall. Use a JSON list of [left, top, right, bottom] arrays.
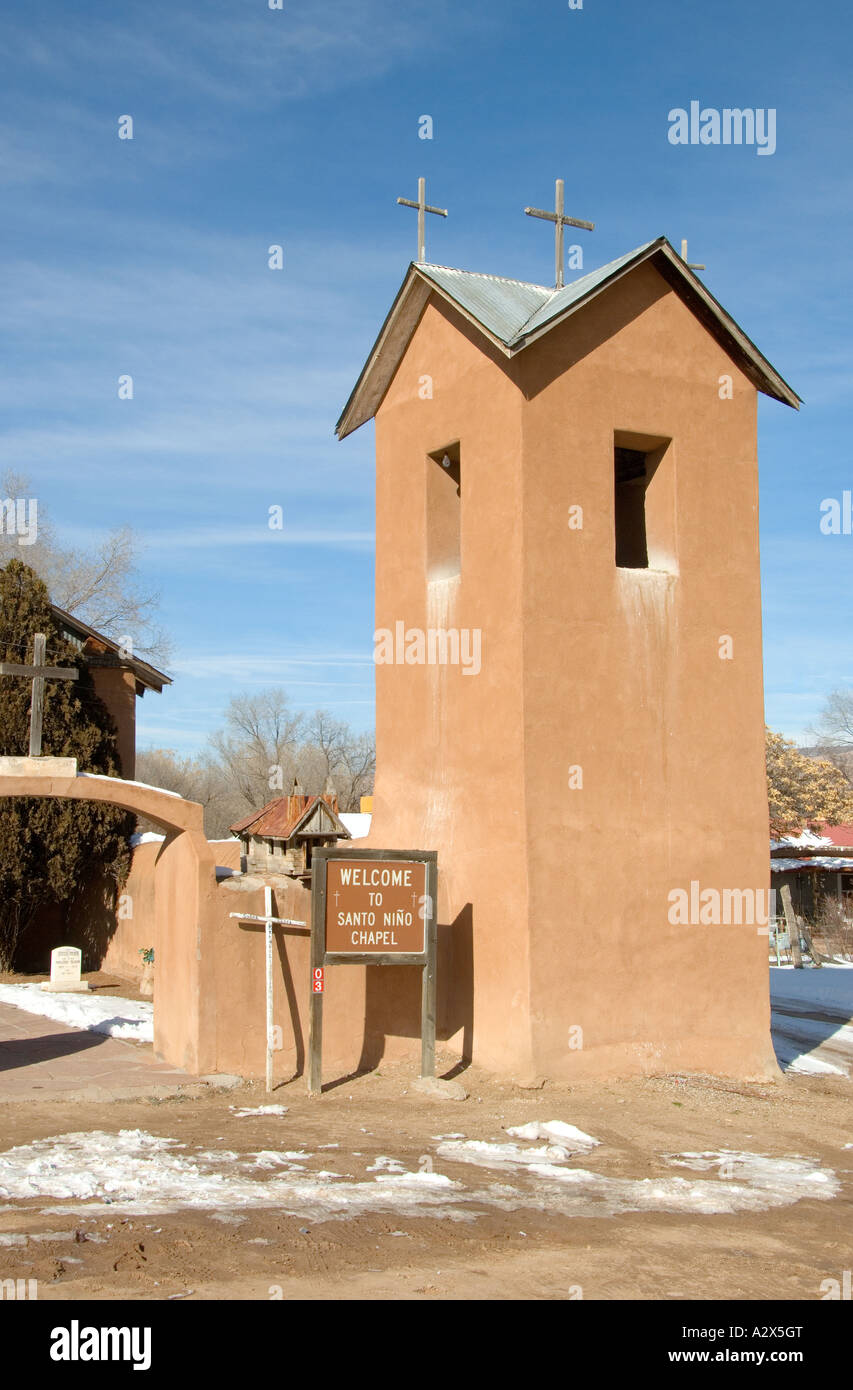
[[357, 262, 777, 1082], [516, 264, 774, 1078], [101, 840, 159, 981], [90, 667, 137, 779]]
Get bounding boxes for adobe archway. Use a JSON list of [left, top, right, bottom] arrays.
[[0, 769, 219, 1073]]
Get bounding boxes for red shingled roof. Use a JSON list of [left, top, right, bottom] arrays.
[[229, 795, 348, 841]]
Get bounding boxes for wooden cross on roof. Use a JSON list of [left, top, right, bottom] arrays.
[[524, 178, 595, 289], [680, 239, 706, 271], [396, 177, 448, 263], [0, 633, 78, 757]]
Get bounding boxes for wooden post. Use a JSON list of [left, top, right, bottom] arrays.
[[308, 861, 325, 1096], [780, 884, 802, 968], [420, 857, 438, 1078], [264, 886, 274, 1090], [29, 634, 45, 758]]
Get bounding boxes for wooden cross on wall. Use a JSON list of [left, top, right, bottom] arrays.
[[524, 178, 595, 288], [396, 177, 448, 263], [0, 633, 78, 757]]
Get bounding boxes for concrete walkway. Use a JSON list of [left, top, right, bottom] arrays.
[[0, 999, 192, 1102]]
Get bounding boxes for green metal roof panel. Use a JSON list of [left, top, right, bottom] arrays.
[[416, 264, 551, 345], [516, 241, 661, 339]]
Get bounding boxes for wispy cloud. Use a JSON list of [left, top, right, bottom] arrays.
[[2, 1, 467, 109]]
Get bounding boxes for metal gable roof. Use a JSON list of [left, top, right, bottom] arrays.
[[514, 241, 658, 340], [335, 238, 801, 439], [416, 264, 553, 344]]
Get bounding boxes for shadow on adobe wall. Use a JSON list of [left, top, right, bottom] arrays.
[[322, 902, 474, 1090], [14, 872, 119, 975]]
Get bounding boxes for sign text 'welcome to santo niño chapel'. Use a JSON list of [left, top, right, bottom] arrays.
[[324, 858, 429, 953]]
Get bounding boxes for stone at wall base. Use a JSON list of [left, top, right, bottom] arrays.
[[411, 1075, 468, 1101], [41, 981, 90, 993], [0, 756, 78, 778]]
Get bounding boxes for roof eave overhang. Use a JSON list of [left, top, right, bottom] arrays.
[[335, 264, 514, 441], [336, 240, 800, 439], [50, 603, 172, 691], [510, 239, 801, 409]]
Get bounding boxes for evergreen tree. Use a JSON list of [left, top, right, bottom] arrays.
[[0, 559, 133, 969]]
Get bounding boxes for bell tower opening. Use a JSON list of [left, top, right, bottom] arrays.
[[426, 441, 461, 582]]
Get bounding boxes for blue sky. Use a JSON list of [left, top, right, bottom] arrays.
[[0, 0, 849, 752]]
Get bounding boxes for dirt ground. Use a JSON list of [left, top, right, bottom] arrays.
[[0, 1049, 850, 1302]]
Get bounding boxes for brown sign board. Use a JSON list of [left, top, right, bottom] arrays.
[[308, 847, 438, 1094], [324, 858, 428, 954]]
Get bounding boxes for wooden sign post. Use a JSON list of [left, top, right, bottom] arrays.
[[308, 847, 438, 1095]]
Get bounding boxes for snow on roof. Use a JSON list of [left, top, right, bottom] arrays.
[[339, 812, 372, 840], [771, 856, 853, 873], [771, 829, 834, 851], [77, 772, 183, 798]]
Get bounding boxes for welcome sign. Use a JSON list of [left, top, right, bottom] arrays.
[[324, 857, 429, 954], [308, 847, 438, 1094]]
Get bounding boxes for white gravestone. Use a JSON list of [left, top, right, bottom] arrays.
[[41, 945, 90, 993]]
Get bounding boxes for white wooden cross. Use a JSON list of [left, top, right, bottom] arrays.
[[396, 177, 448, 263], [0, 633, 78, 756], [680, 239, 706, 271], [229, 887, 306, 1092], [524, 178, 595, 288]]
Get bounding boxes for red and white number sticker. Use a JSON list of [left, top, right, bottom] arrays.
[[312, 967, 325, 994]]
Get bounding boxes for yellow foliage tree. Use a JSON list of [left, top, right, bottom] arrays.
[[766, 727, 853, 834]]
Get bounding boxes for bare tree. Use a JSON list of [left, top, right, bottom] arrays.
[[208, 689, 307, 818], [0, 470, 170, 663], [808, 690, 853, 784], [136, 692, 375, 839], [298, 710, 375, 811], [333, 729, 376, 811], [811, 688, 853, 749]]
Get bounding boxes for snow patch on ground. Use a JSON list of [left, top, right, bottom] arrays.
[[506, 1120, 599, 1148], [771, 962, 853, 1013], [770, 964, 853, 1076], [0, 1130, 469, 1222], [0, 1128, 838, 1224], [437, 1139, 576, 1168], [0, 983, 153, 1042], [230, 1105, 288, 1118]]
